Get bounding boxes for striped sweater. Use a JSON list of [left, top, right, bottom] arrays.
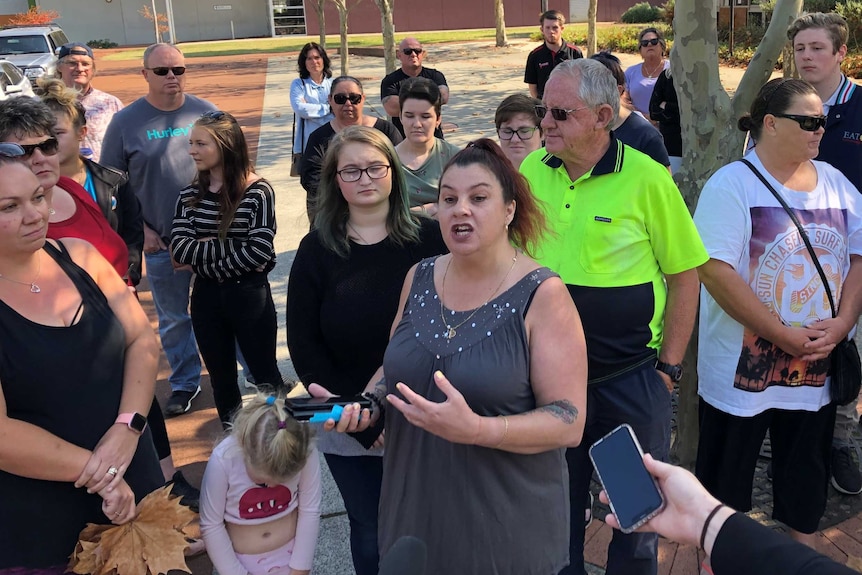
[[170, 178, 277, 281]]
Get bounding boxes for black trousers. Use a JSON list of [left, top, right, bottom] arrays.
[[190, 272, 283, 424]]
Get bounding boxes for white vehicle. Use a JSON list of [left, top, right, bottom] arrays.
[[0, 60, 35, 100], [0, 24, 69, 86]]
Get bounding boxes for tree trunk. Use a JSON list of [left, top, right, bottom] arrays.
[[669, 0, 801, 469], [339, 7, 350, 76], [374, 0, 397, 74], [495, 0, 508, 48], [318, 0, 326, 48], [586, 0, 598, 56]]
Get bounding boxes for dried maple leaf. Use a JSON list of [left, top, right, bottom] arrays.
[[68, 485, 197, 575]]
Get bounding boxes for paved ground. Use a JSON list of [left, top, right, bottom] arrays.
[[92, 39, 862, 575]]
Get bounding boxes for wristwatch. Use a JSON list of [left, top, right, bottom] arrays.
[[654, 359, 683, 383], [115, 412, 147, 434]]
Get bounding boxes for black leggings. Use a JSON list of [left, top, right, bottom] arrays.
[[191, 272, 284, 425]]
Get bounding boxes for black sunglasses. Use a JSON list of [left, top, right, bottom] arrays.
[[640, 38, 661, 47], [0, 143, 25, 159], [201, 110, 227, 120], [535, 105, 589, 121], [333, 93, 362, 105], [146, 66, 186, 76], [772, 113, 827, 132], [402, 48, 423, 56], [17, 138, 59, 158]]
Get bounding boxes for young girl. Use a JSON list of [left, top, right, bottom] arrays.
[[171, 110, 284, 425], [200, 393, 321, 575]]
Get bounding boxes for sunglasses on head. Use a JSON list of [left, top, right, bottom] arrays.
[[640, 38, 661, 47], [15, 138, 59, 159], [0, 143, 25, 159], [402, 48, 423, 56], [771, 113, 827, 132], [201, 110, 226, 120], [146, 66, 186, 76], [333, 93, 362, 105], [535, 105, 589, 121]]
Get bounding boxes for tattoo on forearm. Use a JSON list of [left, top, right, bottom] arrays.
[[373, 377, 388, 405], [537, 400, 579, 424]]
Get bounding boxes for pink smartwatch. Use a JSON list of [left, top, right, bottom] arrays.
[[115, 412, 147, 434]]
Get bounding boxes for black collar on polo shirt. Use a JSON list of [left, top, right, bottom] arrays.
[[540, 131, 624, 177]]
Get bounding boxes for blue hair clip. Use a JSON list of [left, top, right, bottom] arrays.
[[266, 396, 276, 405]]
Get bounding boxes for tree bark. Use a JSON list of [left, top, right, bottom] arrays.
[[374, 0, 397, 74], [339, 6, 350, 76], [318, 0, 326, 48], [586, 0, 598, 56], [495, 0, 509, 48], [669, 0, 801, 469]]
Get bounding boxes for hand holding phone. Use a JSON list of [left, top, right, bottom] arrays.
[[285, 396, 371, 422], [589, 424, 665, 533]]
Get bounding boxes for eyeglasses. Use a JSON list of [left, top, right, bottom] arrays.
[[333, 93, 362, 105], [640, 38, 661, 47], [402, 48, 423, 56], [201, 110, 226, 120], [771, 113, 827, 132], [535, 105, 590, 121], [145, 66, 186, 76], [0, 143, 25, 158], [17, 138, 59, 159], [497, 126, 539, 140], [337, 164, 391, 182]]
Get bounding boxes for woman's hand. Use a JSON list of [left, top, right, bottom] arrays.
[[387, 371, 482, 445], [772, 324, 829, 360], [306, 383, 376, 433], [601, 454, 723, 547], [75, 425, 140, 493], [804, 316, 853, 359], [99, 478, 137, 525]]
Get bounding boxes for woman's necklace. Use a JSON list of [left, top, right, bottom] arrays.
[[643, 59, 665, 78], [347, 222, 371, 245], [0, 252, 42, 294], [439, 250, 518, 340]]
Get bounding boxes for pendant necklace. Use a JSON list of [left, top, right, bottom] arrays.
[[439, 250, 518, 340], [0, 252, 42, 294], [643, 59, 664, 78], [347, 222, 371, 245]]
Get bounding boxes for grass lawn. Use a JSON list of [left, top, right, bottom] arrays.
[[101, 26, 539, 61]]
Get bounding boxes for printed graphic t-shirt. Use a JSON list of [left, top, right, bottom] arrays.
[[694, 151, 862, 416]]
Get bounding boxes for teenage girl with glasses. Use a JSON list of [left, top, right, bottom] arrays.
[[170, 111, 285, 427], [287, 126, 445, 575]]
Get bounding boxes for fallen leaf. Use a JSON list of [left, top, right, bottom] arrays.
[[68, 485, 197, 575], [847, 554, 862, 573]]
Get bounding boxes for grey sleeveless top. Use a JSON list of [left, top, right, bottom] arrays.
[[380, 256, 570, 575]]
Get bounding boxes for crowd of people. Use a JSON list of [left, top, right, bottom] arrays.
[[2, 9, 862, 575]]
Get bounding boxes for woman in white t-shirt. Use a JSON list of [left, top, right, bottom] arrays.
[[693, 78, 862, 552]]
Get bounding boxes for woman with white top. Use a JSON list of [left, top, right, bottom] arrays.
[[290, 42, 334, 156]]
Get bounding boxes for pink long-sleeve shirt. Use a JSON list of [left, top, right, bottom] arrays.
[[200, 435, 322, 574]]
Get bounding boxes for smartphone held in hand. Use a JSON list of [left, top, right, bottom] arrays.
[[589, 423, 665, 533], [285, 395, 371, 422]]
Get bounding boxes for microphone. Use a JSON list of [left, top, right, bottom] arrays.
[[378, 535, 427, 575]]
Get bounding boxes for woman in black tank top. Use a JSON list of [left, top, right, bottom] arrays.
[[0, 160, 162, 572]]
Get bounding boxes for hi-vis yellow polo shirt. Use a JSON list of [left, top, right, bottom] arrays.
[[520, 136, 708, 382]]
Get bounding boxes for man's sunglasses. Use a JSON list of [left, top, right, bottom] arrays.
[[333, 93, 362, 105], [402, 48, 423, 56], [146, 66, 186, 76], [772, 113, 827, 132], [640, 38, 661, 47], [7, 138, 59, 159], [535, 105, 589, 121]]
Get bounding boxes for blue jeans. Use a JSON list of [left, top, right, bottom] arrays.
[[324, 454, 381, 575], [560, 362, 671, 575], [144, 250, 201, 393]]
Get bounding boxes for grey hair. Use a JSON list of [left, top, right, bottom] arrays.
[[547, 59, 620, 131], [142, 43, 183, 68]]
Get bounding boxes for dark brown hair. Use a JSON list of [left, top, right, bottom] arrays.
[[440, 138, 547, 257], [297, 42, 332, 80], [738, 78, 818, 140]]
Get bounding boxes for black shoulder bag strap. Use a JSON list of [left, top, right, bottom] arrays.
[[740, 158, 838, 319], [292, 78, 306, 153]]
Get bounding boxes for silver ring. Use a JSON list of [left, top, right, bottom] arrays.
[[114, 511, 122, 517], [107, 466, 118, 477]]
